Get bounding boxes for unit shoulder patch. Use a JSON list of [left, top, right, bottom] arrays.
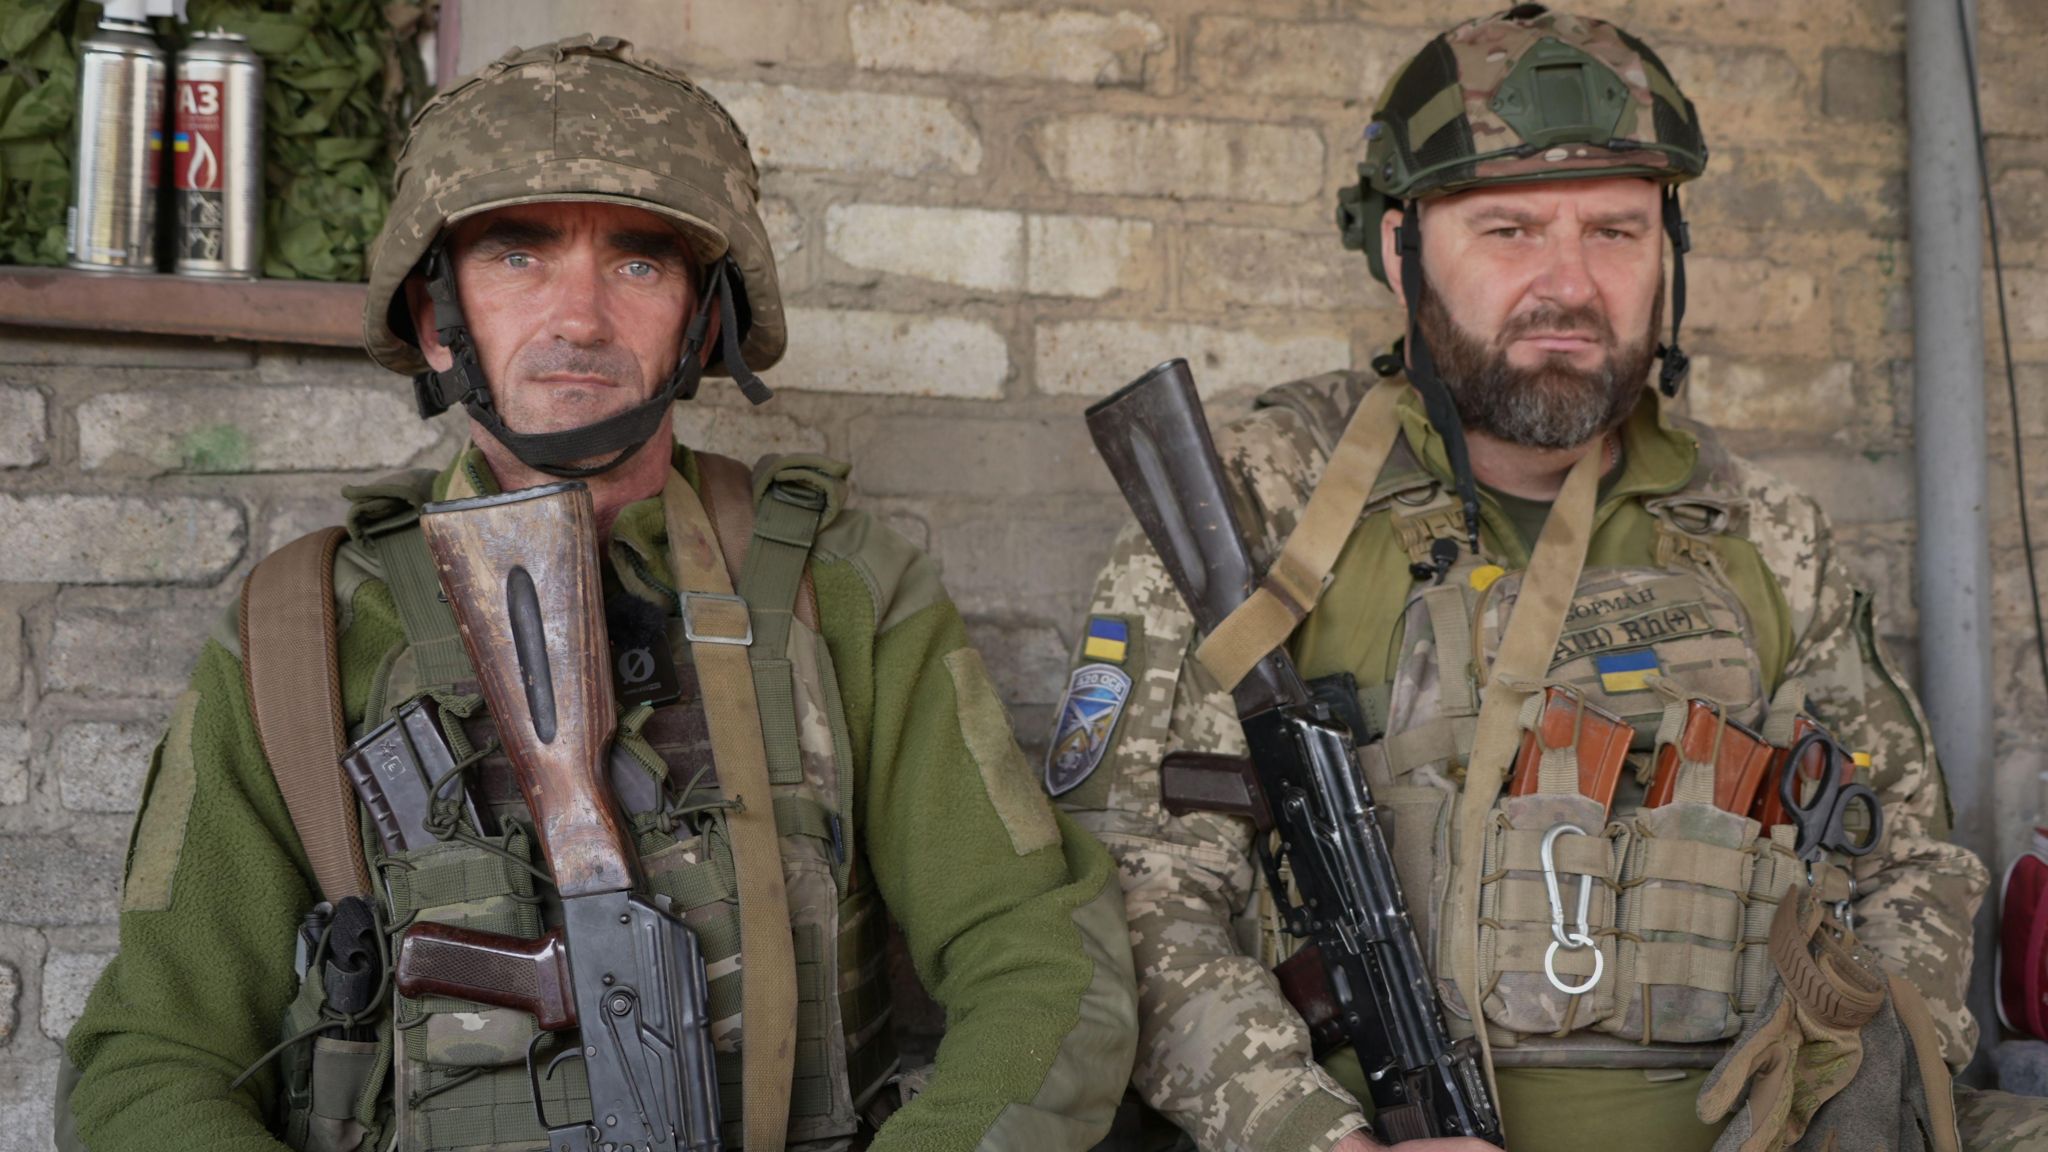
[[1046, 663, 1132, 798]]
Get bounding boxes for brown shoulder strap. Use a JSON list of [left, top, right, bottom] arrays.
[[663, 470, 800, 1152], [240, 526, 371, 901], [696, 451, 819, 631], [1196, 377, 1406, 690]]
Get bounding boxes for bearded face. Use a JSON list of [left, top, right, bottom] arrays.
[[1416, 269, 1662, 450], [1387, 178, 1671, 451]]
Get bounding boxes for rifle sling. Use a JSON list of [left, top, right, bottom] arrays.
[[1196, 376, 1406, 690], [241, 526, 373, 901], [663, 467, 800, 1152], [1451, 445, 1603, 1125]]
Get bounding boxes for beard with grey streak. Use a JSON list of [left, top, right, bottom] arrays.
[[1416, 272, 1662, 450]]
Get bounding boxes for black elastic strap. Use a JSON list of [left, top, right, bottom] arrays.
[[412, 252, 773, 478], [709, 262, 772, 405], [1657, 185, 1693, 397], [1397, 210, 1484, 556]]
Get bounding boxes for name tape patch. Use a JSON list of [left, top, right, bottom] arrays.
[[1554, 600, 1712, 666]]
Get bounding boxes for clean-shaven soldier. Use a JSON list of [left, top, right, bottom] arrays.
[[63, 36, 1137, 1152], [1052, 7, 2046, 1151]]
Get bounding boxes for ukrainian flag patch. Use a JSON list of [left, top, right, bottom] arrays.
[[1595, 648, 1659, 694], [1082, 616, 1129, 664]]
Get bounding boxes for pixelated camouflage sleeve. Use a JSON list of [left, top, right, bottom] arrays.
[[1061, 404, 1370, 1152], [1749, 470, 1990, 1067]]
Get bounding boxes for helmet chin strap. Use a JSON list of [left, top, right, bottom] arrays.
[[411, 245, 773, 480], [1657, 185, 1693, 397], [1395, 209, 1485, 561]]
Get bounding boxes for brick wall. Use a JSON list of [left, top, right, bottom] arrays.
[[1, 0, 2043, 1144]]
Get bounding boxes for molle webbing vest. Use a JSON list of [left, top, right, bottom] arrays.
[[262, 454, 894, 1152], [1247, 374, 1818, 1072]]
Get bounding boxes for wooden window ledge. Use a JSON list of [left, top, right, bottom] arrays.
[[0, 266, 366, 347]]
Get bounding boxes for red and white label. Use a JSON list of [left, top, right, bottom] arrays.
[[174, 79, 223, 191]]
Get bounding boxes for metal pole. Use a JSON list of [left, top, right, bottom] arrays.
[[1907, 0, 1996, 1078]]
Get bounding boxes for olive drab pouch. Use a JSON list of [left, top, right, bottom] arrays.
[[1474, 688, 1624, 1035], [274, 942, 389, 1152], [1738, 824, 1805, 1019], [1602, 686, 1761, 1044], [382, 826, 546, 1069]]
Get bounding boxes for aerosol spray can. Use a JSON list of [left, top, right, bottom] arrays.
[[68, 0, 173, 272], [172, 31, 262, 279]]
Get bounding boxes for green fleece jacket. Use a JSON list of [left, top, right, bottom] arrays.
[[65, 444, 1138, 1152]]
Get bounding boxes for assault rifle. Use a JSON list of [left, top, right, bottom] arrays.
[[1085, 360, 1501, 1146], [392, 482, 721, 1152]]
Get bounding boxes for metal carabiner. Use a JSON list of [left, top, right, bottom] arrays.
[[1540, 823, 1604, 995], [1541, 823, 1590, 947]]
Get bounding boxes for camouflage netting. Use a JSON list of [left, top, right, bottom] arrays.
[[0, 0, 432, 277], [181, 0, 435, 280]]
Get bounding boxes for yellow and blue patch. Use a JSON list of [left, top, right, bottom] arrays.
[[1082, 616, 1129, 664], [1596, 648, 1659, 694], [1045, 663, 1132, 797]]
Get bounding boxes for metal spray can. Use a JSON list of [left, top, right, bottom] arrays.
[[68, 9, 168, 272], [173, 31, 263, 279]]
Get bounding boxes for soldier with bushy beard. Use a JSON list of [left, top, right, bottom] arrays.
[[1046, 6, 2048, 1151]]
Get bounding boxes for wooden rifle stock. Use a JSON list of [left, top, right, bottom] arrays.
[[417, 482, 723, 1152], [419, 483, 631, 897]]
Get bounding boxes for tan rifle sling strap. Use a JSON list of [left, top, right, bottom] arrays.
[[663, 466, 802, 1152], [1197, 376, 1406, 691], [1450, 446, 1603, 1119], [240, 525, 374, 902]]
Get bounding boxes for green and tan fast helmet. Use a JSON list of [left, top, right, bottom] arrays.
[[363, 35, 783, 477], [1334, 4, 1709, 556]]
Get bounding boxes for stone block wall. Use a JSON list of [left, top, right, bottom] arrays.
[[0, 0, 2042, 1145]]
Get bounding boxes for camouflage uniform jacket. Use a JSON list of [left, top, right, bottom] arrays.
[[1057, 372, 1988, 1152], [66, 443, 1140, 1152]]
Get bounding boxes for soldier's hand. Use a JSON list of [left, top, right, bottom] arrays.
[[1334, 1133, 1497, 1152]]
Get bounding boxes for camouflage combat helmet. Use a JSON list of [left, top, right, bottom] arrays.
[[1334, 5, 1709, 570], [1337, 4, 1707, 285], [362, 35, 782, 476]]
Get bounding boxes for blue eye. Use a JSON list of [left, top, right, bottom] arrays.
[[623, 260, 655, 278], [505, 253, 532, 269]]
